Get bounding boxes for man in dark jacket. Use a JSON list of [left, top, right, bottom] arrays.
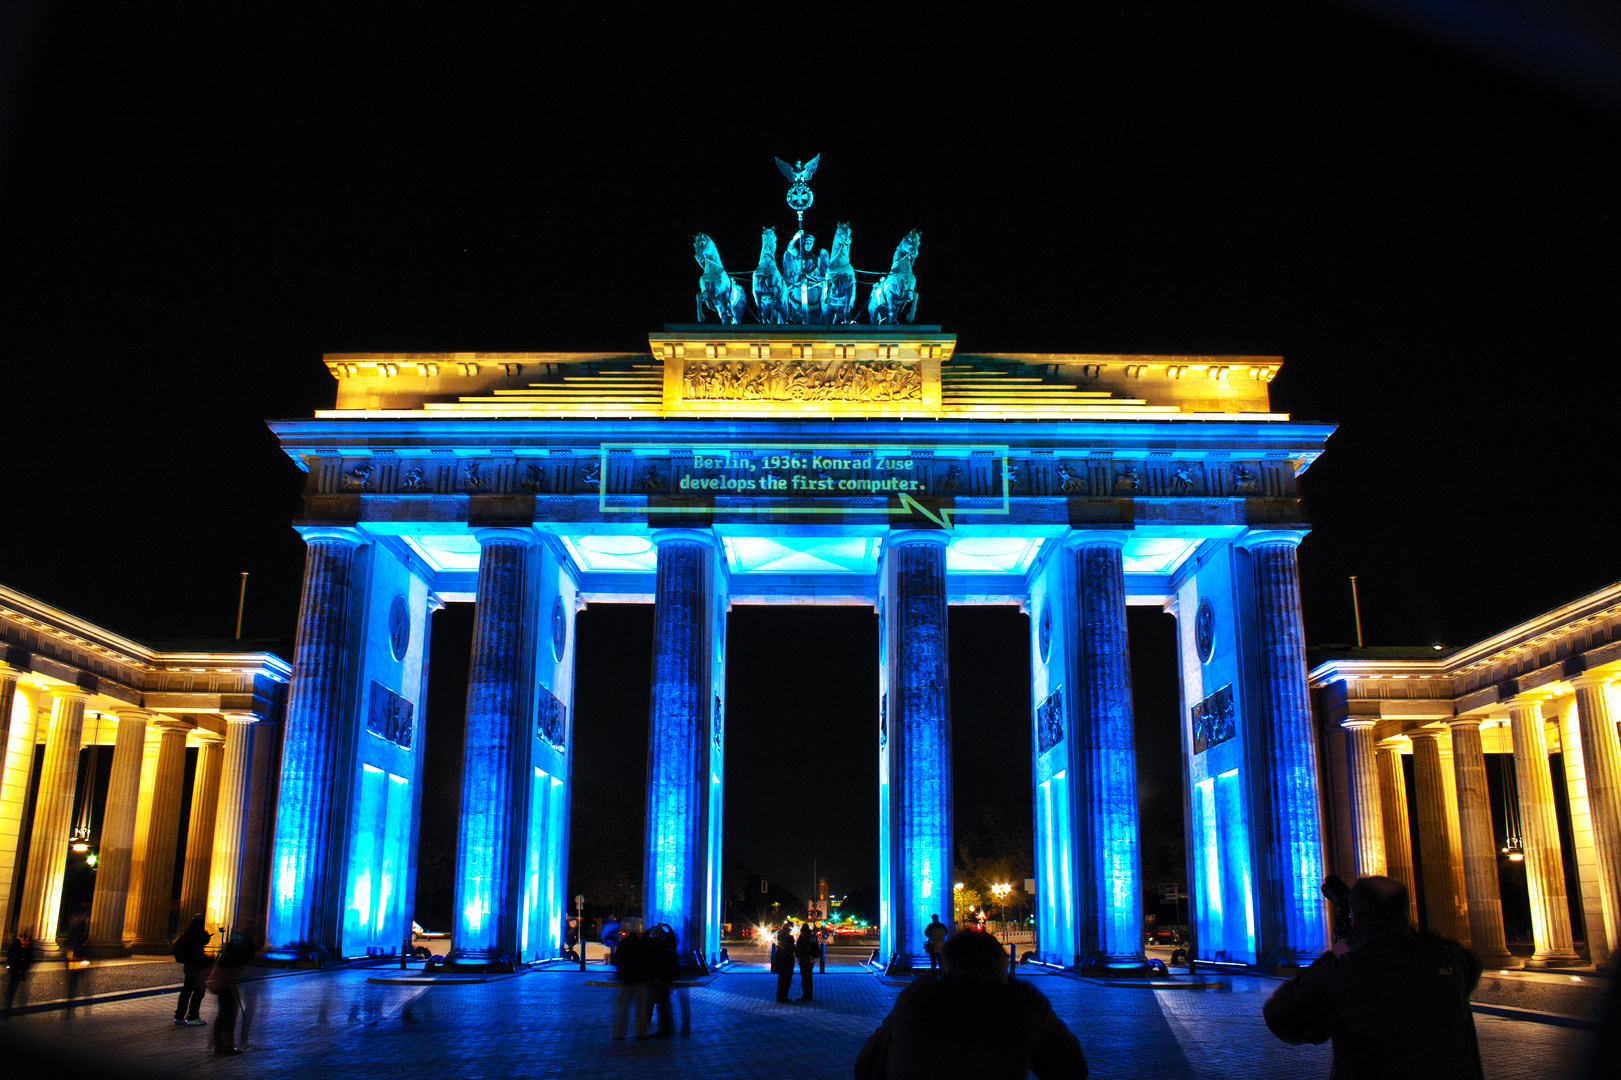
[[856, 928, 1087, 1079], [1263, 876, 1483, 1079], [172, 914, 211, 1026], [611, 919, 647, 1040], [4, 933, 35, 1017], [773, 923, 797, 1002], [208, 931, 255, 1055], [795, 921, 821, 1002]]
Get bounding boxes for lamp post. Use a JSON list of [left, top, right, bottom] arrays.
[[575, 894, 585, 972], [991, 882, 1011, 924]]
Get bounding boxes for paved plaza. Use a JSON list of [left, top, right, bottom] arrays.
[[0, 962, 1603, 1080]]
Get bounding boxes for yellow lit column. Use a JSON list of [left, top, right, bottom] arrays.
[[206, 716, 258, 940], [127, 718, 191, 953], [1569, 675, 1621, 972], [121, 724, 164, 939], [1375, 739, 1419, 924], [1437, 737, 1472, 946], [15, 688, 89, 947], [178, 730, 225, 929], [0, 677, 43, 935], [1508, 698, 1580, 966], [1341, 719, 1386, 878], [84, 708, 151, 956], [1446, 717, 1518, 968], [1410, 732, 1466, 940]]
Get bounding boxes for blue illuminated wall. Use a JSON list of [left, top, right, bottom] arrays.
[[1173, 537, 1328, 966], [1027, 551, 1078, 965], [337, 542, 434, 958], [521, 543, 577, 962]]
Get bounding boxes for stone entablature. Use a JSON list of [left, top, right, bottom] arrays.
[[1309, 578, 1621, 740], [315, 329, 1286, 421], [0, 582, 290, 721]]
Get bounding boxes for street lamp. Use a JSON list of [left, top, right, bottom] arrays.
[[990, 882, 1010, 923]]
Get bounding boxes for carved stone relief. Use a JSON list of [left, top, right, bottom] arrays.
[[536, 686, 567, 752], [366, 681, 414, 749], [1036, 688, 1064, 753], [683, 358, 921, 402], [1191, 684, 1235, 754]]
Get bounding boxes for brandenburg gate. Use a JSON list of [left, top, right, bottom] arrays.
[[262, 324, 1336, 973]]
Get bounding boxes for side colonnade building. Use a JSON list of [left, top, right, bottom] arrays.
[[262, 325, 1336, 973], [1313, 582, 1621, 972], [0, 583, 289, 954]]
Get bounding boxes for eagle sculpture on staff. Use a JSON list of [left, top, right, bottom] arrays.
[[776, 154, 819, 226]]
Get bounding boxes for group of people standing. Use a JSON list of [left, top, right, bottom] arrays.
[[772, 921, 823, 1003], [609, 916, 688, 1039]]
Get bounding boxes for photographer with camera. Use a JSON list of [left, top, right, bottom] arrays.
[[1263, 875, 1482, 1079]]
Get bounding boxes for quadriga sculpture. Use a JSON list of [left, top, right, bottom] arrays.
[[693, 233, 747, 323], [821, 222, 856, 323], [781, 229, 827, 324], [868, 229, 921, 324], [752, 226, 787, 324]]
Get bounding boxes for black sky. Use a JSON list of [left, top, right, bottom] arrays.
[[1, 5, 1617, 913]]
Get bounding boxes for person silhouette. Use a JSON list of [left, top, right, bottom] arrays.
[[924, 914, 948, 971]]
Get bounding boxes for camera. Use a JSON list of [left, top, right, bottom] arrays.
[[1321, 874, 1353, 942]]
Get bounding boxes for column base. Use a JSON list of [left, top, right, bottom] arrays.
[[1074, 954, 1168, 979], [884, 952, 933, 977], [259, 943, 333, 967], [444, 949, 521, 974], [81, 940, 133, 959], [1473, 951, 1524, 971], [127, 940, 179, 957], [1525, 951, 1583, 969]]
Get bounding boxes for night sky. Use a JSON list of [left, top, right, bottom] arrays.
[[1, 6, 1616, 922]]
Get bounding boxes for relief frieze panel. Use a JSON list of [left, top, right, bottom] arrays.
[[681, 358, 922, 402]]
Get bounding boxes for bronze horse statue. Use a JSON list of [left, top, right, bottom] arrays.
[[867, 229, 920, 324], [751, 226, 787, 324], [821, 222, 856, 323], [693, 233, 747, 323]]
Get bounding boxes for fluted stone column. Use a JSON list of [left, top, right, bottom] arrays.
[[0, 671, 41, 937], [84, 709, 151, 956], [1569, 676, 1621, 971], [178, 732, 224, 929], [448, 529, 535, 968], [641, 530, 717, 971], [206, 717, 259, 941], [1446, 718, 1519, 967], [128, 719, 190, 952], [264, 527, 363, 960], [15, 689, 89, 946], [0, 662, 19, 781], [1241, 533, 1328, 965], [1437, 740, 1472, 945], [1509, 699, 1579, 965], [1342, 720, 1386, 879], [1070, 535, 1145, 966], [884, 531, 951, 972], [1410, 732, 1466, 940], [1375, 739, 1419, 923], [122, 727, 163, 939]]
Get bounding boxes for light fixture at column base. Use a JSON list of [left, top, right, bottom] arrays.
[[443, 950, 521, 974], [259, 944, 332, 968]]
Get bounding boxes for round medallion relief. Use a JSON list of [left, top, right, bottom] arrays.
[[1038, 602, 1052, 663], [387, 595, 411, 661], [1195, 599, 1215, 664], [551, 596, 568, 661]]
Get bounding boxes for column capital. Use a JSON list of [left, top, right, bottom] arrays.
[[1507, 696, 1549, 718], [294, 525, 366, 547], [650, 528, 715, 548], [474, 527, 538, 548], [1408, 728, 1440, 744], [1339, 717, 1378, 731], [1236, 528, 1309, 551], [886, 528, 948, 550], [150, 715, 191, 733], [1445, 716, 1485, 731], [219, 712, 259, 726], [1568, 672, 1614, 691], [1375, 736, 1409, 752], [190, 727, 226, 744], [1063, 530, 1129, 550], [51, 686, 91, 702]]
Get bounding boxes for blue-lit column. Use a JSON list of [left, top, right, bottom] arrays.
[[1241, 532, 1328, 965], [448, 529, 535, 968], [643, 530, 715, 970], [1069, 534, 1147, 968], [264, 526, 364, 961], [883, 531, 951, 973]]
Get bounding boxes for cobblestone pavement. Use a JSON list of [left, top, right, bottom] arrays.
[[0, 967, 1599, 1079]]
